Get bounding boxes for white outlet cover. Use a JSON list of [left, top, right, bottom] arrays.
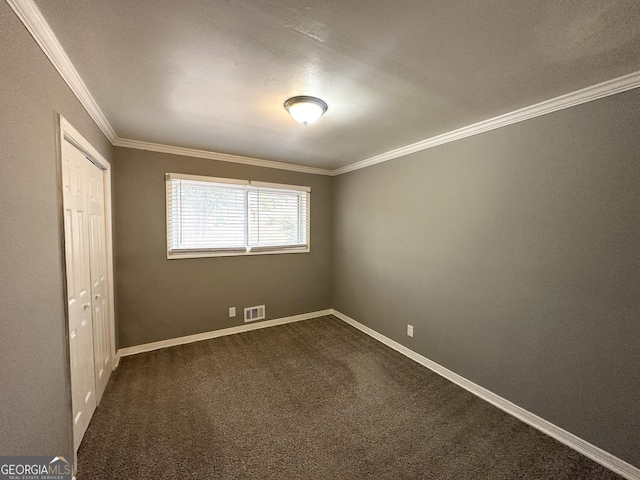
[[229, 307, 236, 317], [407, 325, 414, 337]]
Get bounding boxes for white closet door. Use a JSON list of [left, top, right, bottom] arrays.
[[87, 160, 112, 403], [62, 139, 97, 452]]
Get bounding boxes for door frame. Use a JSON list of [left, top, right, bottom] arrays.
[[58, 115, 117, 454]]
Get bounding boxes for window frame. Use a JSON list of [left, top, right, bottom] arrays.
[[165, 173, 311, 259]]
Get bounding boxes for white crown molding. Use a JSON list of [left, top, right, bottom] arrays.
[[333, 70, 640, 176], [114, 137, 333, 176], [7, 0, 330, 176], [331, 309, 640, 480], [117, 309, 332, 358], [10, 0, 640, 178], [7, 0, 118, 143]]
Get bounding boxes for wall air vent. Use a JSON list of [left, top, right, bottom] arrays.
[[244, 305, 265, 323]]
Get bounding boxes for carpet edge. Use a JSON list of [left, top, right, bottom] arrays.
[[330, 309, 640, 480], [116, 309, 333, 360]]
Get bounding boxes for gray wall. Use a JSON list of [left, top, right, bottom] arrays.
[[0, 4, 113, 456], [3, 0, 638, 467], [332, 88, 640, 467], [113, 148, 332, 348]]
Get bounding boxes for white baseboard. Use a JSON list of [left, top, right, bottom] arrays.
[[112, 306, 639, 478], [117, 309, 332, 358], [330, 309, 640, 480]]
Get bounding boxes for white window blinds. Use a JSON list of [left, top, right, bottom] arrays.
[[166, 174, 310, 258], [248, 183, 309, 251]]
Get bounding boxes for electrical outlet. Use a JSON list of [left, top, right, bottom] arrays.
[[229, 307, 236, 317], [407, 325, 414, 337]]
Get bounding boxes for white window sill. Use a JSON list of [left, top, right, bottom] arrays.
[[167, 247, 310, 260]]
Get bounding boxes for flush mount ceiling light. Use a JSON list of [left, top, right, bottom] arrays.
[[284, 96, 328, 126]]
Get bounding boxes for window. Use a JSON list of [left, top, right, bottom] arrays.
[[166, 173, 310, 258]]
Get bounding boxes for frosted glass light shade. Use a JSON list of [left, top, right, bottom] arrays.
[[284, 96, 328, 125]]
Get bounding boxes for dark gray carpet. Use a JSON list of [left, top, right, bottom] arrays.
[[77, 316, 622, 479]]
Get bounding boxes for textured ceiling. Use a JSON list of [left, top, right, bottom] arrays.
[[34, 0, 640, 169]]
